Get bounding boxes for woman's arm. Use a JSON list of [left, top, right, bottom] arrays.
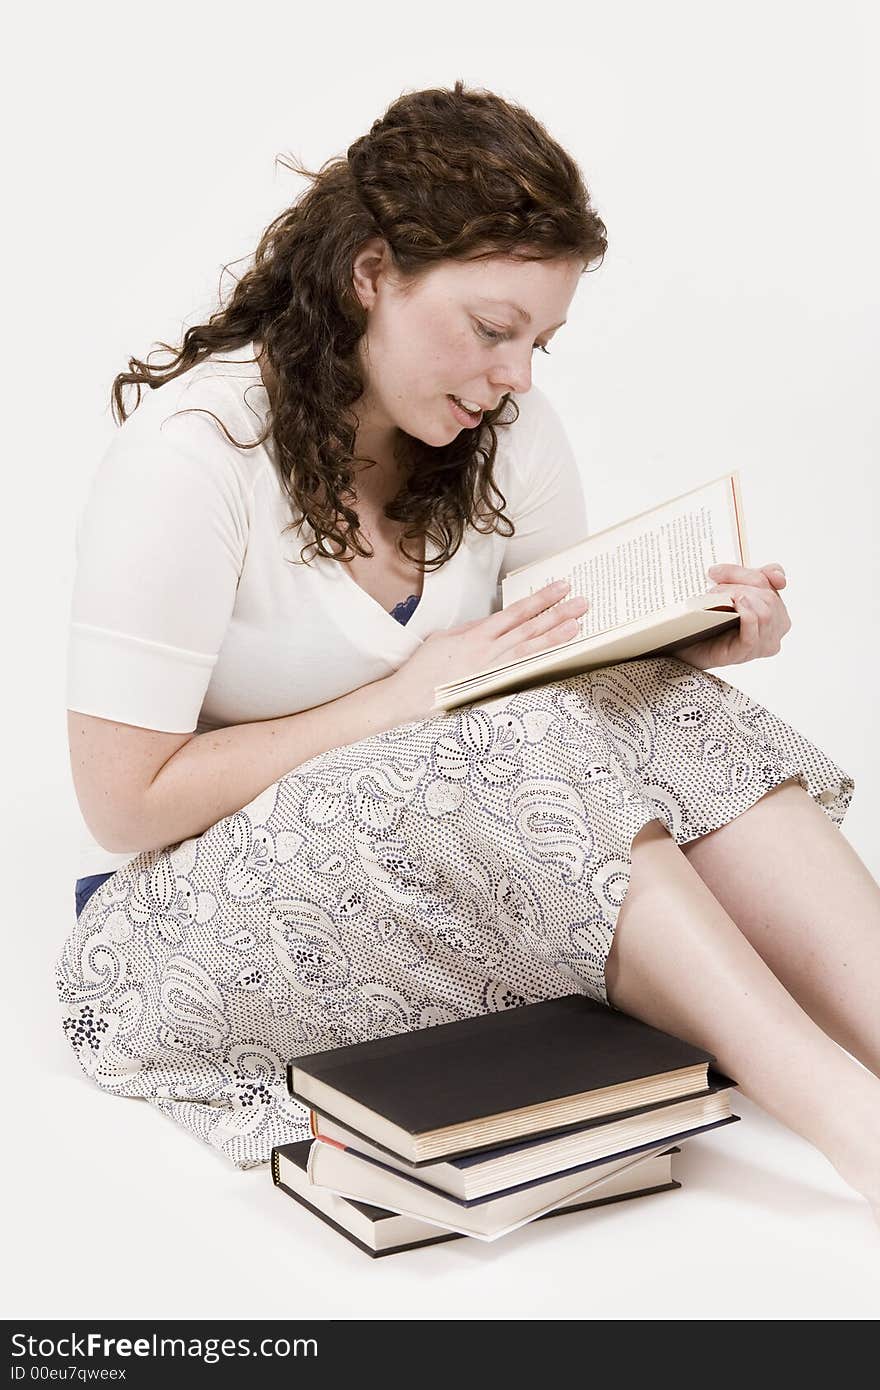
[[106, 674, 415, 854]]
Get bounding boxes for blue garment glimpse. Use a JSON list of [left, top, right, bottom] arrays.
[[389, 593, 421, 626], [75, 872, 115, 919]]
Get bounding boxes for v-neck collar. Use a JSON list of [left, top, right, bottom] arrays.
[[331, 530, 451, 655], [225, 338, 464, 658], [336, 527, 425, 621]]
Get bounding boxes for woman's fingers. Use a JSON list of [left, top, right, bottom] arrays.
[[490, 580, 585, 639], [707, 562, 786, 589]]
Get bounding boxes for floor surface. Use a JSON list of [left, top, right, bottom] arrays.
[[9, 860, 879, 1321]]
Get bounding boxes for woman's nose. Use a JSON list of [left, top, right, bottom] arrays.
[[492, 349, 533, 396]]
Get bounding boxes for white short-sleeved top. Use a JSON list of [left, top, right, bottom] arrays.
[[66, 345, 590, 877]]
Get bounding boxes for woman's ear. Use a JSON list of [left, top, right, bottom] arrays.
[[351, 236, 393, 312]]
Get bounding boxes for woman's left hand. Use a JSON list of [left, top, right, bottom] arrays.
[[670, 562, 792, 670]]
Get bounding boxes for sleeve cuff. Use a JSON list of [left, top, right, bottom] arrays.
[[66, 623, 217, 733]]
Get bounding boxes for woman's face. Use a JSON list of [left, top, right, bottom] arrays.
[[352, 241, 584, 453]]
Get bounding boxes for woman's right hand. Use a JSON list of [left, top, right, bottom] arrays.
[[386, 580, 590, 722]]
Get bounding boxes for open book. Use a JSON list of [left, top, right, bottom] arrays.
[[432, 471, 747, 712]]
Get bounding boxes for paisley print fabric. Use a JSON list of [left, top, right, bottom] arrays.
[[56, 657, 854, 1169]]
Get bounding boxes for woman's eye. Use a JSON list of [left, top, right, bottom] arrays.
[[474, 321, 552, 354], [475, 321, 504, 343]]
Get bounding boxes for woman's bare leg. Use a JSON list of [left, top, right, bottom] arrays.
[[605, 819, 880, 1221], [679, 777, 880, 1077]]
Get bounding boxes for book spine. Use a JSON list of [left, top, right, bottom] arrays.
[[312, 1130, 349, 1153]]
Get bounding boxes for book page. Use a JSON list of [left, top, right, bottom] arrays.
[[502, 472, 745, 638]]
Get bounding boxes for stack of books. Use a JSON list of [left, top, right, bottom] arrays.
[[271, 996, 741, 1257]]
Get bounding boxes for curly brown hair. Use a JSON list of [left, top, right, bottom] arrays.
[[111, 80, 607, 571]]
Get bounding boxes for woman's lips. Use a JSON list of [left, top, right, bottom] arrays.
[[447, 394, 483, 426]]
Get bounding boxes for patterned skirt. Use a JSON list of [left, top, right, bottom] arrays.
[[55, 657, 854, 1169]]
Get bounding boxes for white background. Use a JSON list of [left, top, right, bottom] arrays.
[[3, 0, 879, 1320]]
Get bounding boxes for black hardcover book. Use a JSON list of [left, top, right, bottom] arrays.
[[271, 1141, 683, 1258], [287, 994, 723, 1164]]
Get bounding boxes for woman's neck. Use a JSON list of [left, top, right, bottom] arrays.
[[254, 338, 406, 514]]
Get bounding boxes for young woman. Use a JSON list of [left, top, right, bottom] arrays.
[[59, 81, 880, 1223]]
